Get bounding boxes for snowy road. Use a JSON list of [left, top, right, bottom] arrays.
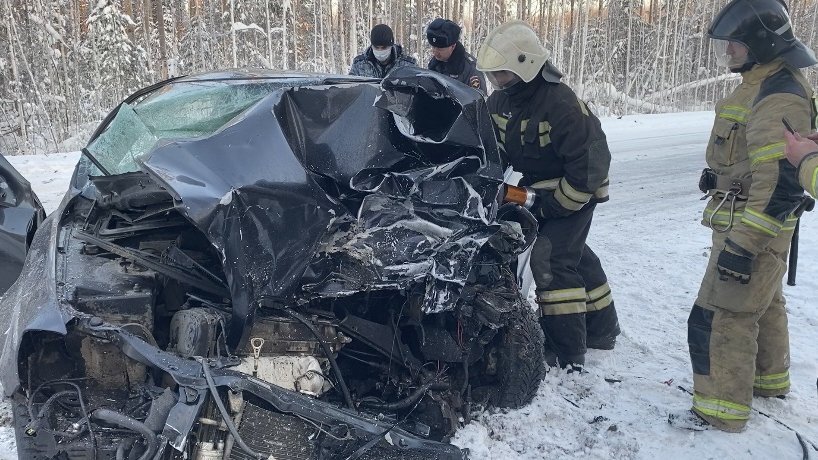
[[454, 112, 818, 459], [3, 112, 818, 459]]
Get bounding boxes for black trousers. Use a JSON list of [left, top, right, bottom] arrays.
[[531, 203, 620, 363]]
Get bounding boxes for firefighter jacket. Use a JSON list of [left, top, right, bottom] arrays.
[[349, 45, 417, 79], [798, 153, 818, 197], [702, 58, 817, 256], [427, 42, 486, 93], [486, 75, 610, 217]]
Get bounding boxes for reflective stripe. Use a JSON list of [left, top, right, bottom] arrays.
[[492, 114, 508, 144], [554, 178, 592, 211], [810, 166, 818, 197], [538, 288, 587, 315], [692, 394, 751, 421], [585, 282, 612, 312], [594, 177, 610, 199], [741, 208, 783, 237], [586, 282, 610, 301], [491, 114, 508, 131], [718, 105, 749, 123], [540, 301, 586, 316], [704, 206, 794, 234], [529, 178, 560, 190], [749, 142, 785, 166], [530, 177, 607, 203], [538, 121, 551, 147], [578, 98, 589, 116], [754, 371, 790, 390], [774, 21, 791, 36], [520, 119, 551, 147], [586, 293, 613, 311], [559, 178, 593, 203], [782, 215, 798, 231], [537, 287, 586, 303], [703, 207, 742, 226]]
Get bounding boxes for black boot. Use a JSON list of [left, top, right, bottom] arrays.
[[586, 302, 620, 350], [539, 315, 586, 370]]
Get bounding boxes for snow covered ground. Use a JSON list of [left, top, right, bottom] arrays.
[[2, 111, 817, 459]]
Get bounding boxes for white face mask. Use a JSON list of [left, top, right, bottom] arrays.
[[373, 47, 392, 63]]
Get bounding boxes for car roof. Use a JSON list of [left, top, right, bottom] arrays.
[[173, 68, 379, 86]]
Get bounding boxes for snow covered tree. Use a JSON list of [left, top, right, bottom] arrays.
[[82, 0, 149, 112], [0, 0, 816, 154]]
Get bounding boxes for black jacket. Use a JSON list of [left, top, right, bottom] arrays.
[[350, 45, 417, 78], [487, 75, 611, 217], [427, 42, 486, 93]]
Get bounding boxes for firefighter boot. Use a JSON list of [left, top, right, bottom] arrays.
[[539, 314, 586, 370], [586, 301, 620, 350]]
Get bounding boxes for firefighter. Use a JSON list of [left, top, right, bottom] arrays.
[[674, 0, 817, 433], [476, 21, 620, 370], [785, 131, 818, 196]]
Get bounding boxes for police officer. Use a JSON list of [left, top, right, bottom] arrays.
[[476, 21, 620, 369], [350, 24, 417, 78], [426, 18, 486, 92], [677, 0, 817, 433]]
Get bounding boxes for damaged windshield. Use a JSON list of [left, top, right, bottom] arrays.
[[85, 78, 290, 175]]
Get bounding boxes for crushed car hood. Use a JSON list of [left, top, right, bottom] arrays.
[[0, 69, 531, 386], [137, 68, 523, 345]]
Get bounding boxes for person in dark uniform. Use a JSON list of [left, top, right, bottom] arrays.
[[477, 20, 620, 370], [426, 18, 486, 93]]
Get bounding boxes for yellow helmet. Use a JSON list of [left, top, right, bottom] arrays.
[[477, 21, 549, 83]]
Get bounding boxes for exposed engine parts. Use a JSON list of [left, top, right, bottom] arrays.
[[4, 69, 547, 460]]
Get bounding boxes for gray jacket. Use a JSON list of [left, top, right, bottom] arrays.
[[349, 45, 417, 78]]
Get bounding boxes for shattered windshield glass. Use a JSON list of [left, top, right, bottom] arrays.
[[86, 80, 284, 175]]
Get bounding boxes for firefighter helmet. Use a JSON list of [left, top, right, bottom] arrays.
[[476, 21, 549, 83], [708, 0, 817, 68]]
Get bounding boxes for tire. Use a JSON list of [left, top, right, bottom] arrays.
[[470, 280, 546, 409], [491, 292, 546, 408]]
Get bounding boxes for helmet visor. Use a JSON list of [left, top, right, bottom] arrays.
[[712, 39, 752, 69], [486, 70, 522, 91]]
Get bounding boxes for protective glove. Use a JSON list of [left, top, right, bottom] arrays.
[[716, 242, 753, 284], [531, 190, 573, 221]]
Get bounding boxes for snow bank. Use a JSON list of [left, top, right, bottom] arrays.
[[2, 111, 817, 459]]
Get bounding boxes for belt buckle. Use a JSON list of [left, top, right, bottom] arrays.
[[729, 180, 743, 196]]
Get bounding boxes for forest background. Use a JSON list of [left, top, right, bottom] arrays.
[[0, 0, 816, 155]]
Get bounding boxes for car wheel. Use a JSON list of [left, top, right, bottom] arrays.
[[469, 281, 546, 409], [490, 292, 546, 408]]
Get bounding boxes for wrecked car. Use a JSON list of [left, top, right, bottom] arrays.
[[0, 67, 545, 459], [0, 153, 45, 295]]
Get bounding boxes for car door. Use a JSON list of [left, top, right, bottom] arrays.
[[0, 154, 45, 295]]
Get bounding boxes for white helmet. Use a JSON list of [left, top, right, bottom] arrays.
[[477, 20, 549, 83]]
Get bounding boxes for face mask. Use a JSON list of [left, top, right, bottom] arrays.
[[373, 47, 392, 63]]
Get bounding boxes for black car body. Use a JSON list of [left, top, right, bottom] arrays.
[[0, 68, 543, 459], [0, 154, 45, 295]]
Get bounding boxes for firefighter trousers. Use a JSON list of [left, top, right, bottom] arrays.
[[688, 230, 791, 432], [531, 204, 620, 364]]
